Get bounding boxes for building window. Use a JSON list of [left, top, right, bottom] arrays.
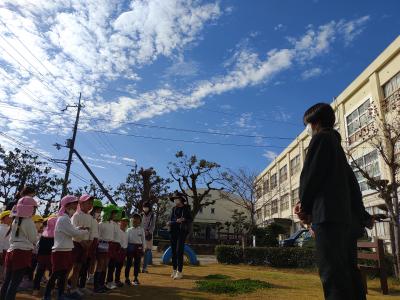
[[256, 185, 262, 198], [290, 155, 301, 175], [351, 150, 381, 192], [256, 209, 261, 221], [265, 203, 271, 217], [383, 71, 400, 110], [291, 188, 299, 207], [211, 208, 215, 214], [280, 193, 289, 212], [279, 165, 288, 183], [346, 99, 373, 145], [271, 199, 278, 215], [199, 207, 203, 214], [270, 173, 278, 189], [263, 178, 269, 195]]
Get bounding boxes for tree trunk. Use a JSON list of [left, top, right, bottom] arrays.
[[389, 222, 399, 278]]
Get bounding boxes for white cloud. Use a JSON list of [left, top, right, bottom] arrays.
[[164, 59, 199, 78], [301, 67, 322, 79], [263, 150, 278, 161], [274, 24, 286, 31], [337, 16, 370, 45], [0, 5, 370, 136], [122, 157, 136, 163]]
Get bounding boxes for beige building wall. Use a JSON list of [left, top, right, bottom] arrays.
[[255, 36, 400, 244]]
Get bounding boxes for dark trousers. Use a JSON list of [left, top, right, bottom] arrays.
[[78, 258, 90, 288], [33, 265, 46, 290], [115, 261, 123, 282], [125, 255, 140, 280], [170, 230, 187, 272], [314, 223, 365, 300], [0, 267, 28, 300], [106, 259, 116, 283], [44, 270, 67, 298]]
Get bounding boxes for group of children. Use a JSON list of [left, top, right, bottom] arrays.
[[0, 186, 153, 300]]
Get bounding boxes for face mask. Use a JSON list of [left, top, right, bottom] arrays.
[[306, 123, 313, 137], [66, 208, 76, 217], [143, 207, 149, 213]]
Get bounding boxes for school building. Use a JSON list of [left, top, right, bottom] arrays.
[[255, 35, 400, 247]]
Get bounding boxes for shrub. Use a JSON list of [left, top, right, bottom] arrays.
[[216, 245, 317, 268], [243, 247, 317, 268], [215, 245, 243, 264], [196, 278, 271, 295]]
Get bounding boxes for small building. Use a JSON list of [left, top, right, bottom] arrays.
[[186, 189, 250, 241]]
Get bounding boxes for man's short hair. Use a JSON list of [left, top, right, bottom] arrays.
[[303, 103, 335, 128]]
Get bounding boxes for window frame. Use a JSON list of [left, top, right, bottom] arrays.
[[344, 96, 374, 147], [279, 165, 288, 183], [351, 150, 381, 195]]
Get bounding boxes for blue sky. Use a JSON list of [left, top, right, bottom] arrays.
[[0, 0, 399, 190]]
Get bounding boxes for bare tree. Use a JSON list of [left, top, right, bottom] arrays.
[[168, 151, 223, 219], [114, 165, 171, 218], [221, 168, 257, 228], [347, 95, 400, 277]]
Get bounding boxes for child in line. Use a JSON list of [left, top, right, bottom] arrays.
[[94, 205, 118, 293], [126, 214, 145, 286], [113, 217, 128, 287], [70, 195, 94, 296], [20, 215, 44, 290], [85, 200, 103, 286], [43, 195, 88, 300], [32, 216, 57, 296], [0, 195, 38, 300], [0, 210, 12, 283], [105, 206, 122, 289]]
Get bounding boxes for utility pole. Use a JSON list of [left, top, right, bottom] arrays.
[[61, 93, 82, 197]]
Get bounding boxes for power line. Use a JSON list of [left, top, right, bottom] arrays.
[[88, 117, 295, 140], [0, 34, 70, 99], [90, 130, 291, 149], [0, 19, 75, 99], [0, 43, 67, 109], [0, 115, 377, 150], [0, 102, 297, 140], [0, 131, 90, 184], [200, 107, 301, 127]]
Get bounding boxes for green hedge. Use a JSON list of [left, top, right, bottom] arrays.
[[216, 245, 394, 275], [216, 245, 317, 268], [215, 245, 243, 264]]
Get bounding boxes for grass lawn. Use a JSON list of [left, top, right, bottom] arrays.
[[16, 264, 400, 300]]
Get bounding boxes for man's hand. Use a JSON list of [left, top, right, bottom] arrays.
[[294, 202, 312, 225]]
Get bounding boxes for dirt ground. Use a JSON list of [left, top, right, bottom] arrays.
[[16, 263, 400, 300]]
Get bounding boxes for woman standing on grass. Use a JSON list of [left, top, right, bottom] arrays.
[[141, 201, 156, 273], [167, 191, 192, 280]]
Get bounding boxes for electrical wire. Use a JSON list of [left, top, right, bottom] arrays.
[[0, 131, 90, 184], [0, 19, 75, 99]]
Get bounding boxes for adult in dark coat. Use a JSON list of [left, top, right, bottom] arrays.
[[167, 191, 193, 280], [297, 103, 373, 300]]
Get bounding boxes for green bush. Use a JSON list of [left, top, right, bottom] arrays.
[[216, 245, 316, 268], [243, 247, 317, 268], [251, 224, 286, 247], [196, 278, 271, 295], [215, 245, 243, 264]]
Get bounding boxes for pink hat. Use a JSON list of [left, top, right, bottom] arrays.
[[79, 194, 93, 202], [42, 217, 57, 238], [58, 195, 78, 216], [16, 196, 38, 218]]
